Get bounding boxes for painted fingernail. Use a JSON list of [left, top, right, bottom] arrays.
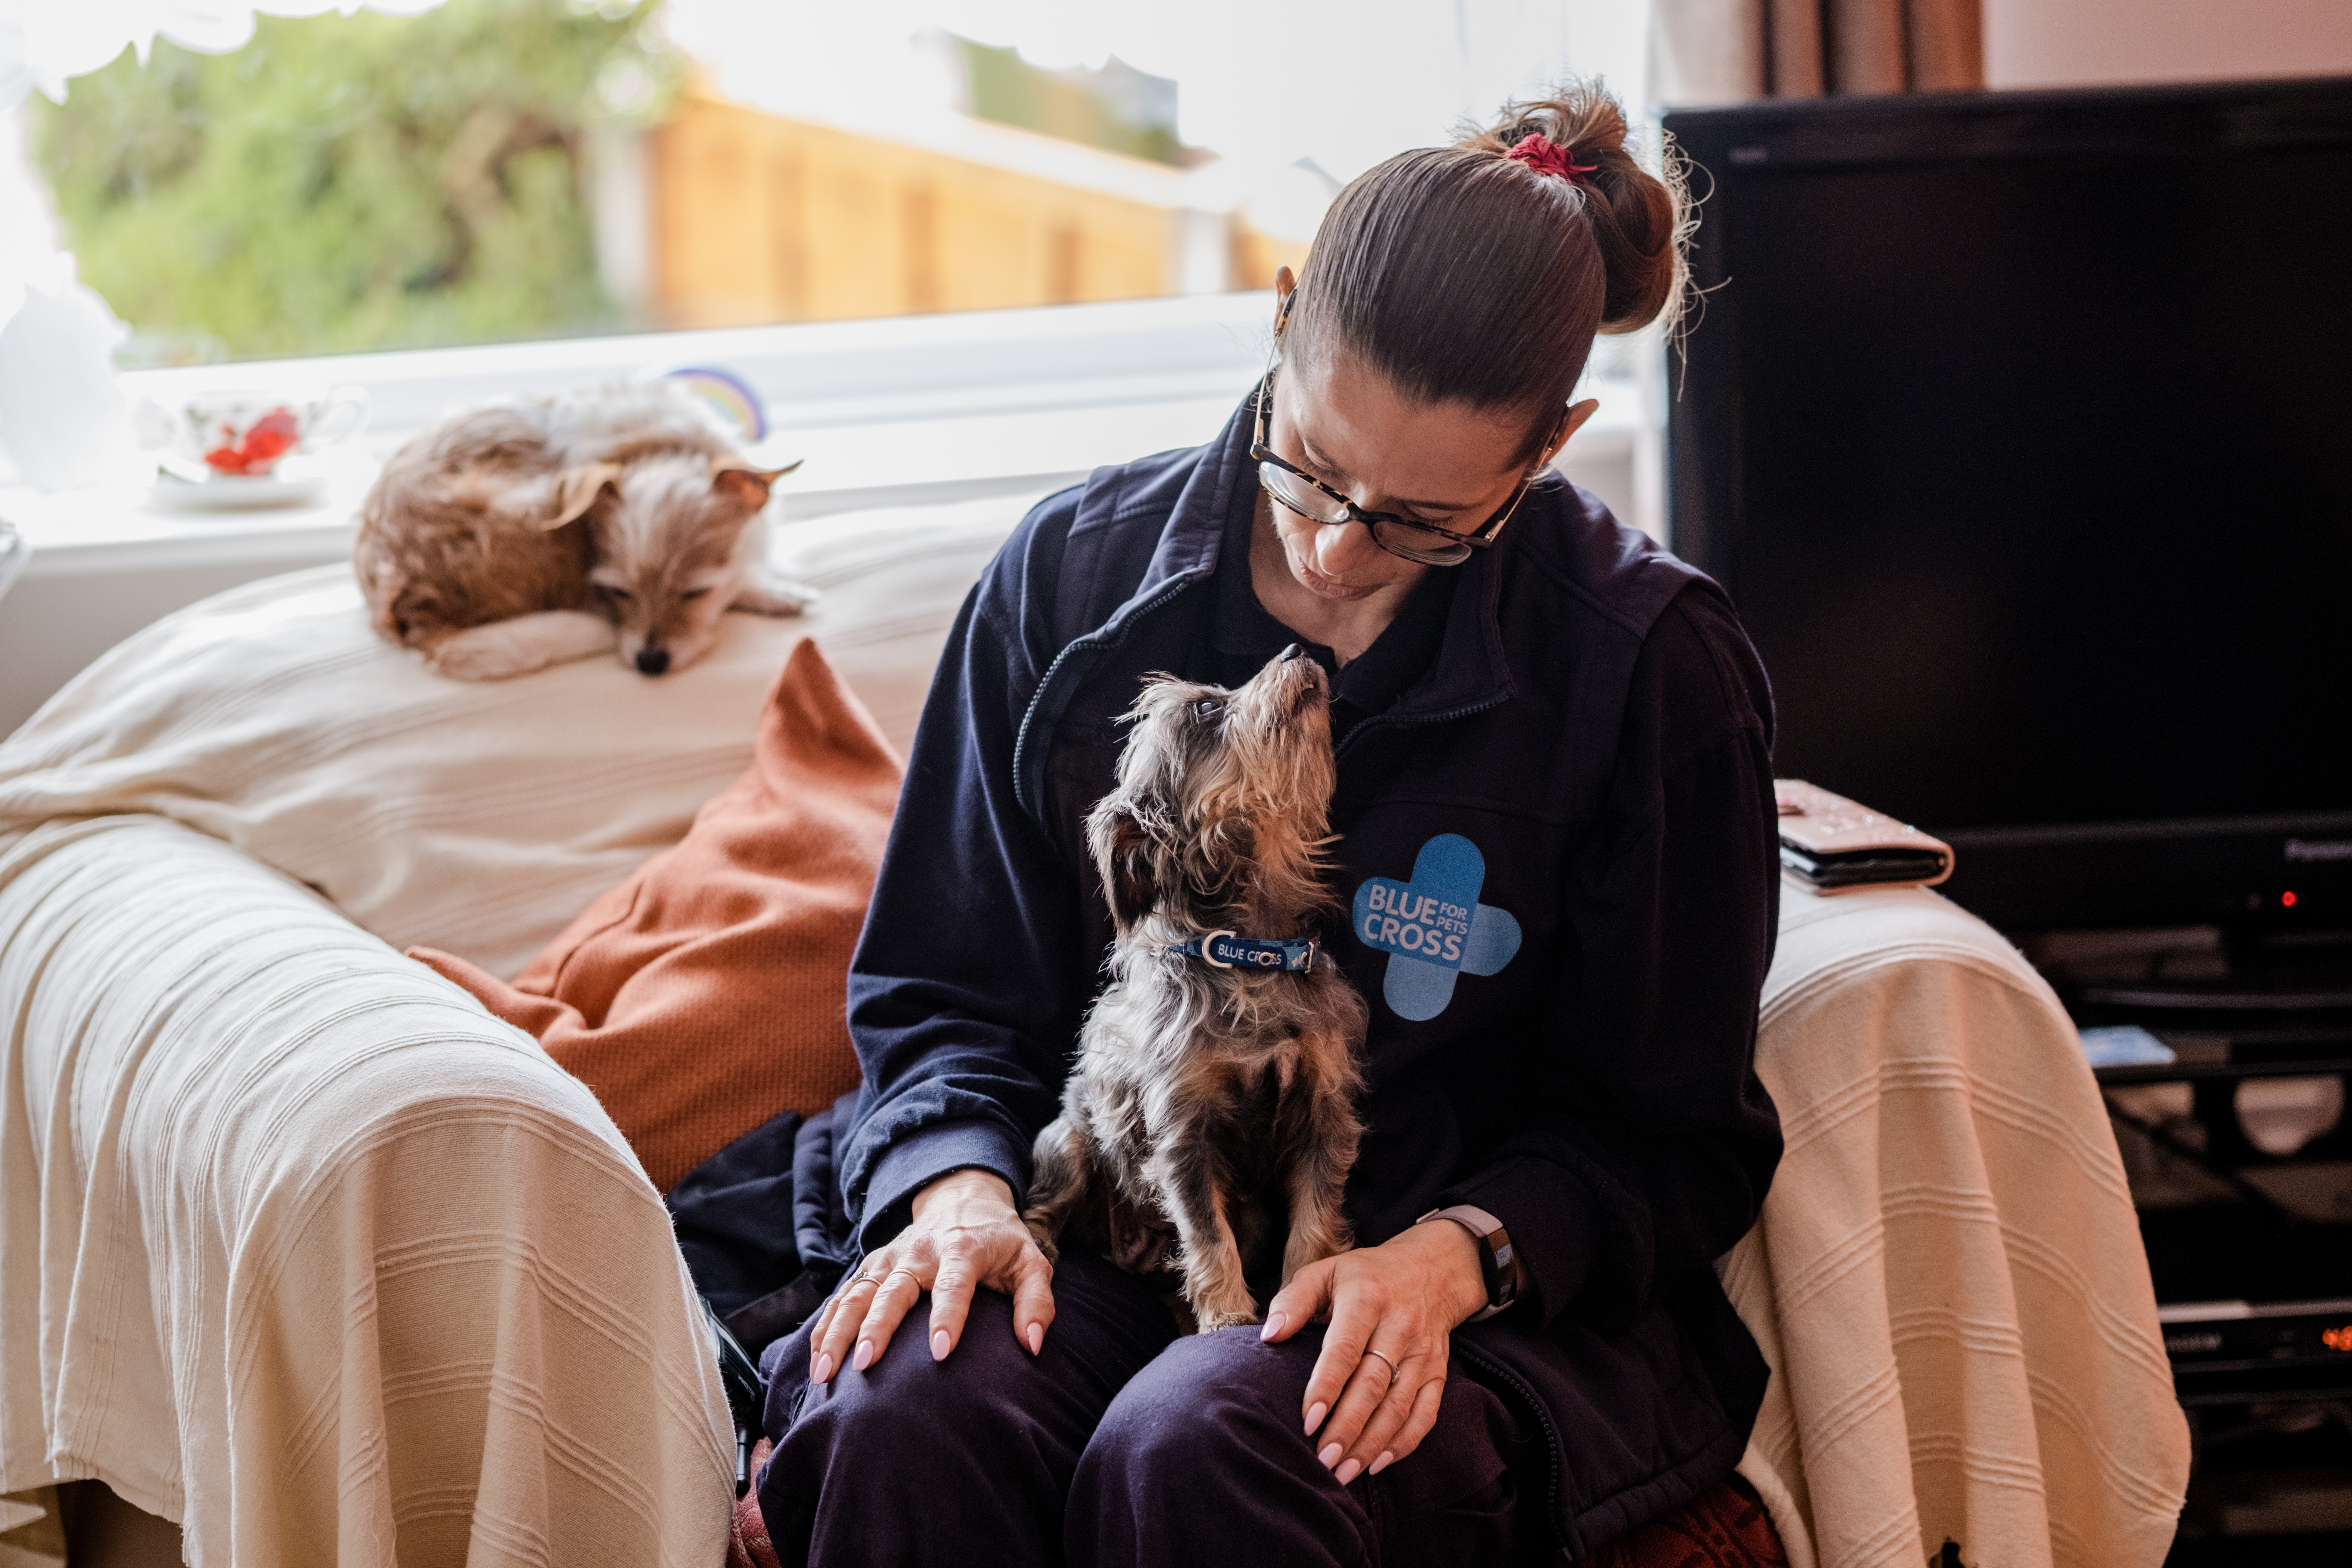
[[1318, 1442, 1343, 1470], [1303, 1402, 1328, 1435], [1026, 1323, 1044, 1355], [1259, 1312, 1286, 1341], [852, 1339, 875, 1373], [931, 1330, 951, 1361], [1335, 1458, 1363, 1485], [1369, 1451, 1395, 1476], [812, 1352, 834, 1384]]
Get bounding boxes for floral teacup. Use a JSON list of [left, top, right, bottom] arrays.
[[137, 386, 369, 478]]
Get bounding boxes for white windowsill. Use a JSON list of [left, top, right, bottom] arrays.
[[0, 291, 1655, 734], [8, 293, 1279, 577]]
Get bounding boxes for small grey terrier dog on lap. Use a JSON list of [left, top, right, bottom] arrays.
[[1023, 645, 1369, 1333]]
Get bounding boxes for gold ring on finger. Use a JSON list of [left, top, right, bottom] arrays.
[[1361, 1348, 1400, 1389], [885, 1267, 922, 1291]]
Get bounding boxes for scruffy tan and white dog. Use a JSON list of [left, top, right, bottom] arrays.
[[353, 382, 812, 680], [1022, 646, 1369, 1333]]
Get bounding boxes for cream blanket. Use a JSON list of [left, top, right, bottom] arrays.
[[1728, 881, 2190, 1568], [0, 515, 2189, 1564], [0, 838, 2194, 1568], [0, 497, 1033, 982], [0, 815, 733, 1568], [0, 496, 1037, 1566]]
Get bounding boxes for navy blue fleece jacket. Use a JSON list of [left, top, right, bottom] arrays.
[[835, 390, 1782, 1552]]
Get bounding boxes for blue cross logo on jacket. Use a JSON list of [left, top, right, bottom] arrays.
[[1350, 834, 1522, 1021]]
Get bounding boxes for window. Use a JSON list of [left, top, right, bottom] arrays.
[[4, 0, 1653, 360], [0, 1, 1664, 732]]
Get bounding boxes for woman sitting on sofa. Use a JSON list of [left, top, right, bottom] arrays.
[[757, 82, 1784, 1567]]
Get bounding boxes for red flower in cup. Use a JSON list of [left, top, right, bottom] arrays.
[[203, 406, 301, 475]]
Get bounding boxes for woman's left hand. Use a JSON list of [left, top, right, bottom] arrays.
[[1259, 1218, 1492, 1483]]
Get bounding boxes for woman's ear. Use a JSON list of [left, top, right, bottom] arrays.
[[1273, 265, 1297, 340], [1545, 398, 1602, 467]]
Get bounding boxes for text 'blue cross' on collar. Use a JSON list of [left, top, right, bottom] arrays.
[[1166, 932, 1320, 972], [1350, 834, 1522, 1020]]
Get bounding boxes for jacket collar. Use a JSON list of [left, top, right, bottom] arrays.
[[1013, 384, 1687, 822]]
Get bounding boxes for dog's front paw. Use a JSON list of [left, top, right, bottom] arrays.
[[425, 611, 616, 681], [1189, 1303, 1260, 1335], [730, 576, 819, 616], [1281, 1225, 1352, 1287], [1019, 1212, 1061, 1264], [1185, 1276, 1260, 1334]]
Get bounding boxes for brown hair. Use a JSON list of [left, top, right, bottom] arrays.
[[1282, 81, 1684, 456]]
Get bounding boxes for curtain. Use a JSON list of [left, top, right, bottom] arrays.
[[1652, 0, 1983, 104]]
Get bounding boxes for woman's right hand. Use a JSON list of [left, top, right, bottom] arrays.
[[807, 1168, 1057, 1384]]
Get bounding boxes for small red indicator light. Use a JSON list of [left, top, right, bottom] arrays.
[[2283, 891, 2299, 908], [2324, 1324, 2352, 1353]]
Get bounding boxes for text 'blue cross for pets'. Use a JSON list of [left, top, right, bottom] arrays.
[[1350, 834, 1521, 1021]]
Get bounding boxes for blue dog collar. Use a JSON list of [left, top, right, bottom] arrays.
[[1167, 931, 1318, 973]]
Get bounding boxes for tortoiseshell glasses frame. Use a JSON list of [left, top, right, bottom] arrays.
[[1248, 371, 1565, 567]]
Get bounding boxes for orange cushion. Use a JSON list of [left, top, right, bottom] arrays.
[[412, 639, 896, 1192]]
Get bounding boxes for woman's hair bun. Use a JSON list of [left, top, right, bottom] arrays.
[[1455, 83, 1680, 335], [1281, 77, 1688, 451]]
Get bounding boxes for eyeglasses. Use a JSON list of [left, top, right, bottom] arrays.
[[1249, 371, 1563, 568]]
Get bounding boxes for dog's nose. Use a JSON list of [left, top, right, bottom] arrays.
[[1278, 643, 1304, 662], [634, 647, 671, 676]]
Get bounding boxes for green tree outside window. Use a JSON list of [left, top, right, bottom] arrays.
[[31, 0, 678, 361]]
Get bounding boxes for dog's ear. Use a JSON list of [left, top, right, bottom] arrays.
[[1182, 816, 1253, 915], [543, 462, 624, 530], [1094, 808, 1158, 929], [710, 459, 802, 512], [1201, 816, 1255, 887]]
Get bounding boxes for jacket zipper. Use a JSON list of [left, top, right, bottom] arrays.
[[1352, 695, 1579, 1551], [1012, 571, 1208, 819], [1350, 689, 1563, 1534], [1029, 571, 1564, 1542], [1452, 1338, 1574, 1558], [1332, 688, 1513, 763]]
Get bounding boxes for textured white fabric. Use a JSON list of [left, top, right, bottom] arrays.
[[0, 481, 2191, 1565], [0, 491, 1035, 1564], [0, 813, 732, 1566], [0, 490, 1035, 1563], [1724, 883, 2189, 1568], [0, 493, 1033, 978]]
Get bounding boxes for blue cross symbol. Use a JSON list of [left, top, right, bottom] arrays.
[[1349, 834, 1522, 1021]]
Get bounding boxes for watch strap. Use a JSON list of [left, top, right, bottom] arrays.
[[1417, 1204, 1517, 1321]]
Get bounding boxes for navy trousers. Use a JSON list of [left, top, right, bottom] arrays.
[[755, 1251, 1549, 1566]]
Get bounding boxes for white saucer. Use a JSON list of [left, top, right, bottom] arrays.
[[146, 470, 332, 512]]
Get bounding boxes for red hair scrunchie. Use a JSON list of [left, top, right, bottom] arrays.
[[1506, 132, 1599, 187]]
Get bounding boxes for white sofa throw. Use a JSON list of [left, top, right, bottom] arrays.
[[0, 494, 1034, 979]]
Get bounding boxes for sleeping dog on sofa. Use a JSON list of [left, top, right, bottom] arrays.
[[354, 382, 813, 680], [1021, 645, 1370, 1332]]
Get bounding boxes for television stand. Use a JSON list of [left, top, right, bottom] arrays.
[[2023, 924, 2352, 1549]]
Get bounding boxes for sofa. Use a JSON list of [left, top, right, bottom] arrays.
[[0, 491, 2187, 1566]]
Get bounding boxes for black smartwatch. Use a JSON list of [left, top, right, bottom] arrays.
[[1417, 1204, 1518, 1320]]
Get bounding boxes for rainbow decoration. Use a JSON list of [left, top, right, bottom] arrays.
[[656, 365, 769, 443]]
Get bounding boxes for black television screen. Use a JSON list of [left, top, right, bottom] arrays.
[[1665, 78, 2352, 931]]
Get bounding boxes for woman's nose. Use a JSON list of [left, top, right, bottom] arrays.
[[1309, 519, 1385, 576]]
